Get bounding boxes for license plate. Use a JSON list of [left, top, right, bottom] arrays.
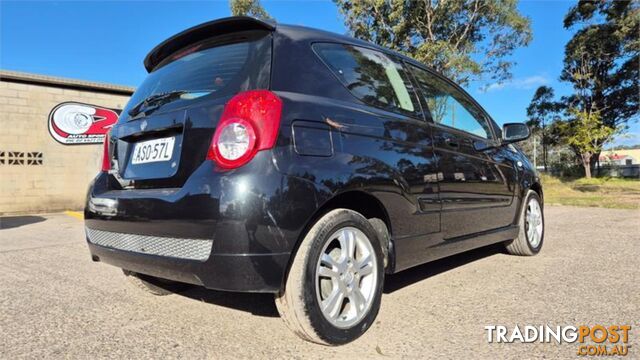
[[131, 137, 175, 164]]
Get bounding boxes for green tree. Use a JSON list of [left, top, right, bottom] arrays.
[[526, 86, 560, 171], [538, 49, 621, 178], [558, 106, 615, 178], [543, 0, 639, 177], [561, 0, 639, 133], [229, 0, 272, 20], [333, 0, 532, 86]]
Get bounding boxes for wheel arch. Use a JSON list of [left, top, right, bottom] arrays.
[[313, 191, 392, 234], [530, 181, 543, 204], [281, 190, 394, 291]]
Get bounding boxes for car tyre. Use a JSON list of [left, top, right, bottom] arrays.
[[275, 209, 384, 345], [123, 270, 191, 296], [505, 190, 544, 256]]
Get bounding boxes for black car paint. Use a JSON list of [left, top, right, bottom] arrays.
[[85, 17, 541, 293]]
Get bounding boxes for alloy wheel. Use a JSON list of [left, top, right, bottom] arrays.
[[525, 198, 543, 248], [315, 226, 378, 329]]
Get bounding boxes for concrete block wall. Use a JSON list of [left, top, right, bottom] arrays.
[[0, 79, 131, 214]]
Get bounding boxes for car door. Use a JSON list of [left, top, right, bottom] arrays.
[[307, 43, 442, 269], [407, 64, 516, 239]]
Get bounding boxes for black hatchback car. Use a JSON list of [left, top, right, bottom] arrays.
[[85, 16, 544, 345]]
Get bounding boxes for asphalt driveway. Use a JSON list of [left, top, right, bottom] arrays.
[[1, 206, 638, 358]]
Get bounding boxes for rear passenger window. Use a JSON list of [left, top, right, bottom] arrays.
[[409, 65, 493, 139], [313, 43, 420, 117]]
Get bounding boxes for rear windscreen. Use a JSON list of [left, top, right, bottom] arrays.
[[122, 32, 272, 117]]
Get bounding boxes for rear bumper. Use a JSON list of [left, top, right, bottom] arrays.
[[87, 241, 290, 293], [84, 154, 320, 293]]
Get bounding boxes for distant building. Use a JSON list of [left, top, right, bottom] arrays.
[[0, 70, 133, 215], [600, 149, 640, 166]]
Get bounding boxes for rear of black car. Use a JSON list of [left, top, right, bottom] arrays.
[[85, 18, 292, 292]]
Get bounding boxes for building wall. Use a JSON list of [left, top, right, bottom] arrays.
[[0, 79, 131, 214], [601, 149, 639, 165]]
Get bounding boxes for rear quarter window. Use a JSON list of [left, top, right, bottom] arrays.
[[313, 43, 420, 118]]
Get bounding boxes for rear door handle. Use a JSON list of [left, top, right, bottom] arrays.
[[445, 137, 459, 148]]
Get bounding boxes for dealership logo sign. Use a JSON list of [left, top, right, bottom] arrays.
[[485, 324, 632, 357], [48, 102, 120, 145]]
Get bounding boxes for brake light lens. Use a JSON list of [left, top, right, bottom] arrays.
[[101, 132, 111, 172], [207, 90, 282, 169]]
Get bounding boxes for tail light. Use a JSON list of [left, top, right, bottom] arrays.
[[207, 90, 282, 169], [101, 132, 111, 172]]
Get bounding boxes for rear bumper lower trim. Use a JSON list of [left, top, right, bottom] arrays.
[[86, 227, 213, 261], [87, 238, 291, 293]]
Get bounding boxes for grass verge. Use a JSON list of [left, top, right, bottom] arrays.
[[541, 174, 640, 209]]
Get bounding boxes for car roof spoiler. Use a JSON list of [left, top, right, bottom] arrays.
[[143, 16, 276, 72]]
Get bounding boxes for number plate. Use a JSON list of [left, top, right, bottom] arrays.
[[131, 137, 175, 165]]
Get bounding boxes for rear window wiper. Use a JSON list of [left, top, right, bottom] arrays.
[[127, 89, 215, 118], [128, 90, 186, 117]]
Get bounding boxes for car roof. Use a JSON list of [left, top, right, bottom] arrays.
[[143, 17, 497, 127], [144, 16, 432, 74], [275, 23, 402, 56]]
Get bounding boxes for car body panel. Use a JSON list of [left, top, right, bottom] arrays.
[[84, 17, 542, 293]]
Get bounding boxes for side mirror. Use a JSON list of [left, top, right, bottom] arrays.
[[502, 123, 530, 143]]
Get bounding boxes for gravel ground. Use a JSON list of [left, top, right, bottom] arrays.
[[0, 206, 638, 359]]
